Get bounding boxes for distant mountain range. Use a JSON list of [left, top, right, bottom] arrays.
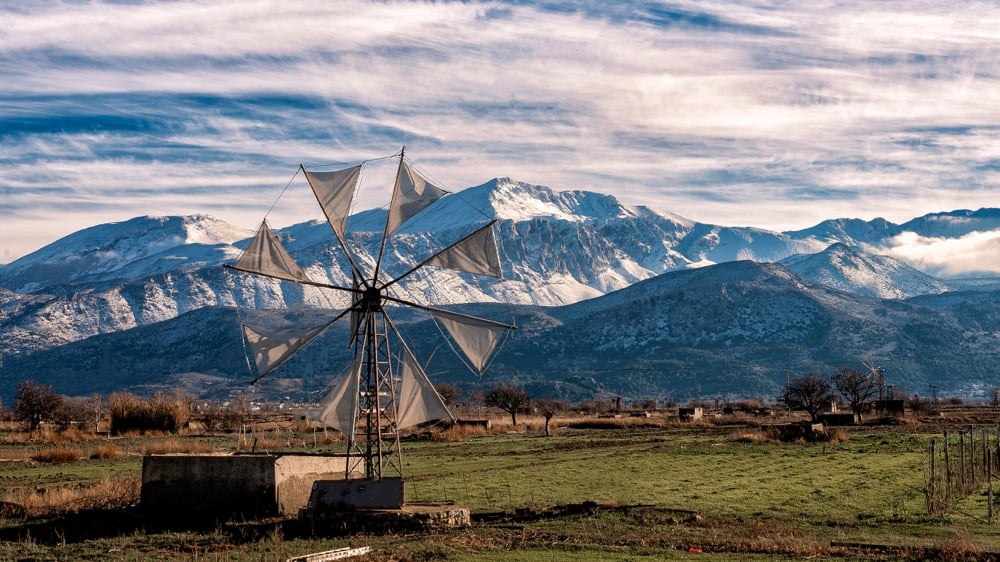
[[1, 178, 999, 404]]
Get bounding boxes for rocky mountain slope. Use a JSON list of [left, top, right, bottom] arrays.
[[1, 179, 999, 402], [4, 260, 999, 404]]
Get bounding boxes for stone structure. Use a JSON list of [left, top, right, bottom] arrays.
[[141, 453, 351, 522], [678, 407, 703, 421]]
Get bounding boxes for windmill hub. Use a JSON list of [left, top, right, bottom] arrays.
[[361, 286, 383, 312]]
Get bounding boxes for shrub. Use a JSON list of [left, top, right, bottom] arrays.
[[826, 428, 849, 443], [109, 392, 191, 435], [32, 447, 82, 464], [90, 443, 122, 459]]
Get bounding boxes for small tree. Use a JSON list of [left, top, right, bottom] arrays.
[[484, 383, 530, 425], [435, 383, 463, 406], [780, 372, 833, 423], [534, 399, 565, 436], [87, 393, 106, 433], [14, 380, 63, 431], [832, 366, 878, 422]]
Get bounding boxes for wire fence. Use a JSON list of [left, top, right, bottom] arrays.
[[926, 425, 1000, 520]]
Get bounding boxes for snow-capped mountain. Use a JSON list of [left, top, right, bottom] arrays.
[[0, 215, 246, 293], [779, 243, 951, 299], [6, 260, 1000, 403], [0, 179, 828, 357], [1, 177, 999, 401]]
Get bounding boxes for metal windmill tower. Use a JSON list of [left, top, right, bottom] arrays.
[[227, 148, 514, 480]]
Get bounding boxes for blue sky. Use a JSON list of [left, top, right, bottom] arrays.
[[2, 0, 999, 264]]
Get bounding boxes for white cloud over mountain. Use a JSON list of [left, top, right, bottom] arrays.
[[881, 230, 1000, 277]]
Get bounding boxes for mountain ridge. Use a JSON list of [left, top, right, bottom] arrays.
[[2, 178, 999, 402]]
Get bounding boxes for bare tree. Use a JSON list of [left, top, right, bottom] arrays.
[[435, 383, 463, 406], [14, 380, 63, 431], [85, 393, 106, 433], [832, 366, 878, 422], [534, 399, 565, 436], [780, 372, 833, 423], [484, 383, 530, 425]]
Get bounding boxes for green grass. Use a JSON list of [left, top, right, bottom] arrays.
[[1, 423, 998, 560]]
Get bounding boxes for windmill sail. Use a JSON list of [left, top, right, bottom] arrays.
[[242, 320, 332, 382], [319, 354, 363, 437], [433, 309, 507, 374], [396, 344, 454, 429], [422, 221, 502, 278], [232, 221, 311, 283], [303, 165, 361, 242], [385, 162, 448, 236]]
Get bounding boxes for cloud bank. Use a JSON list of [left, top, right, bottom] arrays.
[[1, 0, 999, 273]]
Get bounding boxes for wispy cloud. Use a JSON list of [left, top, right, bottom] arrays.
[[1, 0, 999, 272]]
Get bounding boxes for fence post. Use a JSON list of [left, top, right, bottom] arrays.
[[944, 431, 952, 504], [929, 439, 937, 515], [972, 428, 977, 484], [984, 428, 990, 472], [960, 431, 966, 492], [989, 448, 994, 524]]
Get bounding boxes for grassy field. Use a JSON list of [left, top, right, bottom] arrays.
[[1, 415, 998, 561]]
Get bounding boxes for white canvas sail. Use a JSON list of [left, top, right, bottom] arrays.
[[396, 345, 453, 429], [433, 309, 508, 374], [385, 162, 448, 236], [319, 354, 363, 436], [303, 165, 361, 242], [243, 320, 331, 380], [423, 222, 502, 278], [233, 221, 311, 283]]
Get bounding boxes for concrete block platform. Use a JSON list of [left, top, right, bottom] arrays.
[[304, 502, 471, 534]]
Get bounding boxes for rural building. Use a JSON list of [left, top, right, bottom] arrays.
[[678, 407, 703, 421]]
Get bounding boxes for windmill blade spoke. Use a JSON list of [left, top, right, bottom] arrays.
[[224, 264, 361, 294], [382, 295, 515, 330]]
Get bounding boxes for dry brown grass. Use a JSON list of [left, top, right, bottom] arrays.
[[826, 427, 849, 443], [235, 434, 291, 451], [2, 476, 140, 517], [142, 438, 214, 455], [729, 430, 774, 443], [31, 447, 82, 464], [929, 531, 984, 562], [89, 443, 123, 459], [0, 426, 99, 445], [0, 448, 33, 461], [432, 423, 488, 442]]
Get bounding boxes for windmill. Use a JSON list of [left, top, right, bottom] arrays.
[[225, 148, 514, 482]]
